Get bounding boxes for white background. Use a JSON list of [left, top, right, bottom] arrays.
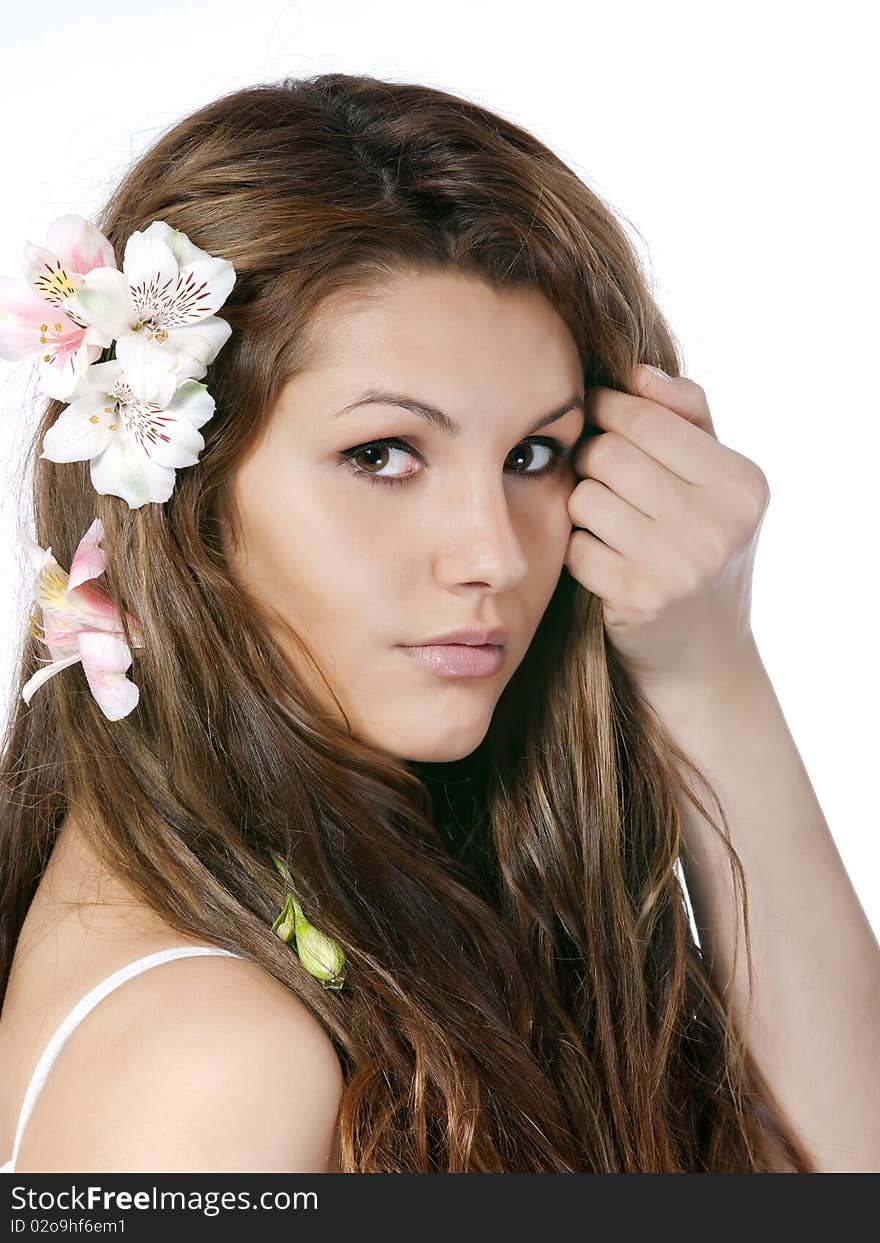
[[1, 1, 877, 935]]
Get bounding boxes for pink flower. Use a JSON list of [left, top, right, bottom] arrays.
[[19, 518, 144, 720], [0, 214, 116, 399]]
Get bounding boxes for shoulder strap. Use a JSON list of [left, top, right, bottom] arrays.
[[6, 945, 245, 1171]]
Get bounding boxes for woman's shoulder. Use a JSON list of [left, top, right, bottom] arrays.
[[4, 818, 343, 1172], [16, 942, 344, 1172]]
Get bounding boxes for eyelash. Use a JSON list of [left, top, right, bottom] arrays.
[[338, 436, 570, 489]]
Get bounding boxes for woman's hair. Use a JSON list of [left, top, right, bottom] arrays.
[[0, 73, 814, 1171]]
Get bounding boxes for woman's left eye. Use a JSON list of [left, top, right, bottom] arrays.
[[337, 436, 570, 489]]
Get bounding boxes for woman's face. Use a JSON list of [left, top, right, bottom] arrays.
[[224, 269, 585, 762]]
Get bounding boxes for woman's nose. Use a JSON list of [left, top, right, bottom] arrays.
[[430, 475, 531, 591]]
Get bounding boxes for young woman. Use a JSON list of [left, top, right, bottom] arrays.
[[1, 72, 877, 1174]]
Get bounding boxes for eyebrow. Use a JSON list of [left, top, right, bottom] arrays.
[[331, 388, 585, 436]]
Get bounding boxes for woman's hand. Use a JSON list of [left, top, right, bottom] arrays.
[[563, 364, 771, 691]]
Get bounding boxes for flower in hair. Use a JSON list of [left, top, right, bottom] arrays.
[[19, 517, 144, 721], [0, 214, 237, 509], [61, 219, 236, 406], [269, 851, 346, 990], [0, 214, 116, 399], [39, 359, 218, 510]]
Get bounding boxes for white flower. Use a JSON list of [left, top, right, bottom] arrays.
[[40, 359, 216, 509], [61, 220, 235, 406]]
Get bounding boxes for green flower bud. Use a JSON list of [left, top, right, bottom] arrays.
[[268, 850, 345, 989], [293, 911, 346, 990]]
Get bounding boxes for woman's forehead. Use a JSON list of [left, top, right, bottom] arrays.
[[296, 273, 584, 409]]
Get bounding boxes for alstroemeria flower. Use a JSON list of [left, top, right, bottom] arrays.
[[0, 214, 116, 399], [62, 220, 235, 407], [39, 358, 217, 509], [19, 517, 144, 721]]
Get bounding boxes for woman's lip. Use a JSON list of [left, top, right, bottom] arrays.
[[400, 643, 504, 678]]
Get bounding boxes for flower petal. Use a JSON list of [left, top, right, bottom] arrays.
[[165, 315, 232, 382], [114, 329, 181, 407], [0, 272, 91, 399], [77, 630, 139, 720], [88, 429, 177, 509], [141, 381, 214, 469], [40, 393, 116, 463], [65, 581, 134, 635], [161, 221, 235, 304], [66, 357, 124, 397], [0, 276, 56, 360], [67, 517, 106, 589], [143, 412, 206, 469], [169, 379, 217, 430], [22, 241, 82, 310], [41, 609, 83, 660], [34, 556, 71, 611], [121, 223, 180, 309], [163, 256, 236, 326], [17, 525, 56, 574], [45, 214, 116, 276], [21, 652, 83, 705], [35, 329, 106, 401], [160, 223, 207, 270], [66, 266, 134, 339], [124, 221, 235, 326]]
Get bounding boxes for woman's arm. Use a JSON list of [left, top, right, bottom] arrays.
[[564, 364, 880, 1169], [643, 637, 880, 1173]]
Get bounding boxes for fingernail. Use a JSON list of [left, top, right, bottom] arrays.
[[643, 364, 675, 382]]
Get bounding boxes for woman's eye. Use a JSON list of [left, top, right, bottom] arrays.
[[340, 439, 422, 488], [338, 437, 569, 489]]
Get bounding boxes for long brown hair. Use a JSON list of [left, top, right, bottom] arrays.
[[0, 73, 814, 1171]]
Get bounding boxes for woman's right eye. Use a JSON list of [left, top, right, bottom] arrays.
[[338, 438, 421, 489]]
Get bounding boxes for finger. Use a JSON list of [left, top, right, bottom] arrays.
[[631, 365, 718, 438], [571, 428, 697, 520], [563, 525, 629, 605], [585, 370, 718, 485], [568, 476, 665, 563]]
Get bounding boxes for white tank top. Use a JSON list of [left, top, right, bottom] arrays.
[[1, 945, 245, 1174]]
